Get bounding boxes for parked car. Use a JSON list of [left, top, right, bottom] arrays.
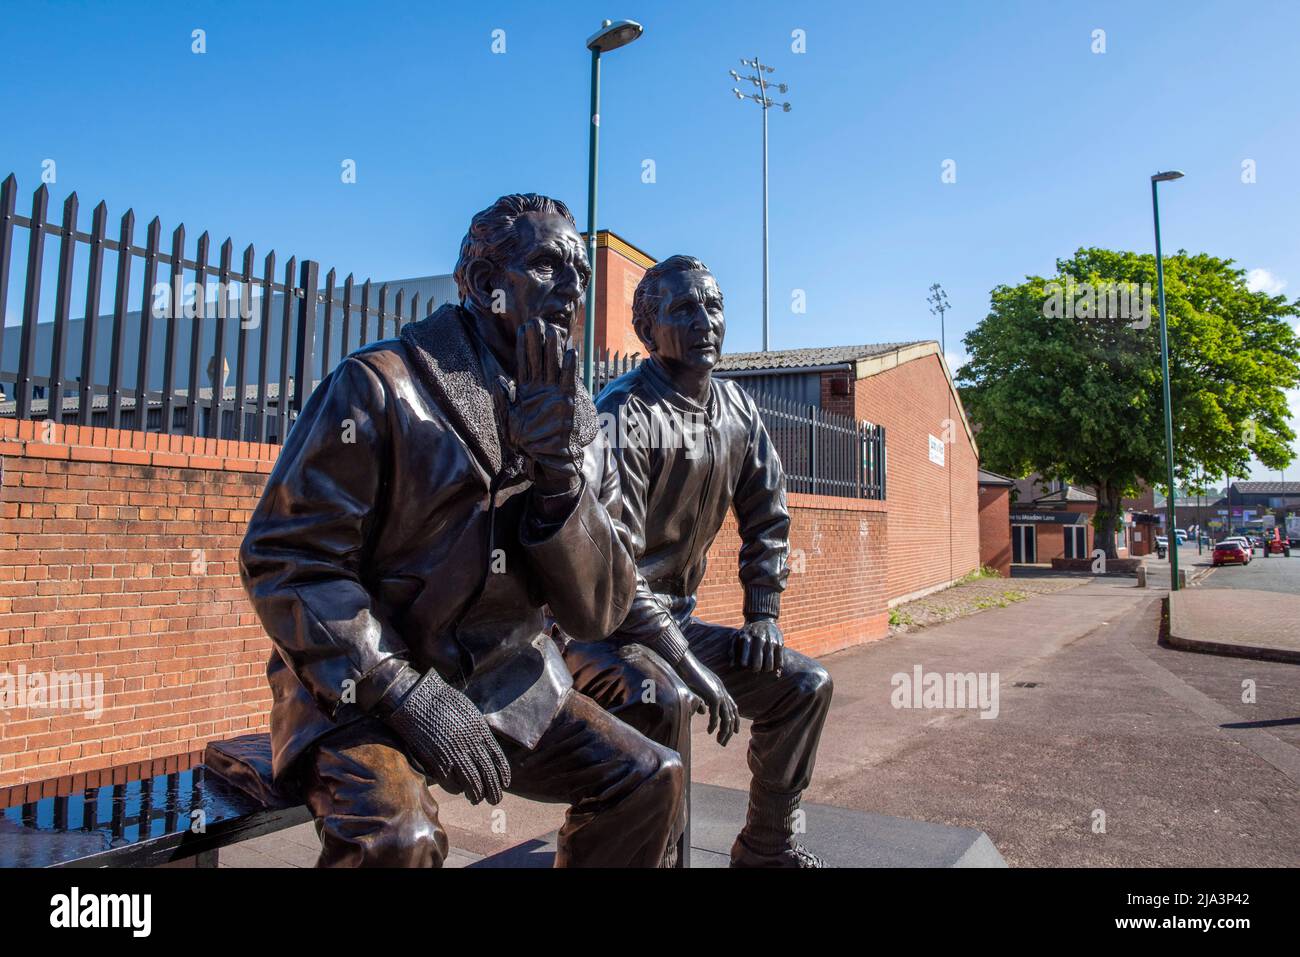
[[1212, 541, 1251, 566], [1175, 529, 1188, 544]]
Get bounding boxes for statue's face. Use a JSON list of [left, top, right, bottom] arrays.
[[490, 211, 590, 343], [644, 269, 726, 374]]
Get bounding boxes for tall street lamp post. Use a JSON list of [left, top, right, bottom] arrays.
[[583, 19, 643, 392], [1151, 169, 1184, 588]]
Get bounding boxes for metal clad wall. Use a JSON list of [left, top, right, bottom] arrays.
[[715, 370, 822, 407]]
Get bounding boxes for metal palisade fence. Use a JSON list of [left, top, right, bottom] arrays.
[[0, 173, 884, 500], [0, 174, 426, 444], [590, 345, 885, 500]]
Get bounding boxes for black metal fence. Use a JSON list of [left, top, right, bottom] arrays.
[[591, 346, 642, 393], [0, 172, 884, 499], [0, 174, 428, 444], [591, 347, 885, 500], [751, 390, 886, 500]]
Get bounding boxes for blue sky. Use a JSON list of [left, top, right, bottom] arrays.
[[2, 0, 1297, 478]]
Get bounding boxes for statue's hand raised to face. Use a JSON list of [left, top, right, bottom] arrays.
[[508, 318, 582, 495]]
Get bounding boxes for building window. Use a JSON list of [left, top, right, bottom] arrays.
[[1064, 525, 1086, 559], [1012, 525, 1037, 563]]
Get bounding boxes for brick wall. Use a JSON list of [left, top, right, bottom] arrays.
[[978, 483, 1011, 577], [1021, 504, 1098, 563], [694, 494, 890, 659], [853, 352, 981, 602], [0, 419, 274, 788], [819, 372, 855, 418], [1, 419, 888, 787]]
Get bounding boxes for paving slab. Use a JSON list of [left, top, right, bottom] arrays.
[[1167, 588, 1300, 664]]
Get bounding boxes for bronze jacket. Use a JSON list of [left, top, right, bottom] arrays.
[[596, 358, 790, 662], [239, 304, 638, 781]]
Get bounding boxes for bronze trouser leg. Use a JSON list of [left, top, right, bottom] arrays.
[[301, 688, 681, 868], [501, 689, 684, 867], [681, 617, 833, 796], [562, 641, 692, 751], [564, 624, 833, 793], [561, 640, 693, 849], [300, 718, 450, 868]]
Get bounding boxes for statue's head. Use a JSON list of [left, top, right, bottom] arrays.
[[454, 194, 590, 359], [632, 255, 725, 376]]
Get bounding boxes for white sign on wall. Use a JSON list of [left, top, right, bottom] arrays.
[[928, 434, 945, 467]]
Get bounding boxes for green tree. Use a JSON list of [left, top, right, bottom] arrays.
[[958, 247, 1300, 557]]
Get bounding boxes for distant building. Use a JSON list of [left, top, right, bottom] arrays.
[[977, 469, 1014, 576], [1001, 474, 1160, 562]]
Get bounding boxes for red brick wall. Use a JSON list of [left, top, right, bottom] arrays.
[[978, 484, 1011, 577], [853, 352, 981, 601], [819, 372, 855, 418], [0, 419, 273, 789], [1017, 503, 1097, 562], [1, 420, 888, 787], [694, 494, 890, 659]]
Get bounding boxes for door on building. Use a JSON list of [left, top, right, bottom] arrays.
[[1064, 525, 1087, 559], [1012, 524, 1037, 563]]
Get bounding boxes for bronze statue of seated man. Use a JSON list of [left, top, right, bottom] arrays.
[[565, 254, 833, 868], [239, 195, 684, 867]]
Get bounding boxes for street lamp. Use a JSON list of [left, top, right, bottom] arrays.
[[582, 18, 644, 391], [1151, 169, 1184, 588], [728, 57, 792, 352]]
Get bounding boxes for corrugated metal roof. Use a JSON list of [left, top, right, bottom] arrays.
[[716, 341, 928, 372], [1233, 481, 1300, 494]]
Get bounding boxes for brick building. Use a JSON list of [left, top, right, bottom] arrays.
[[581, 231, 655, 358], [1003, 476, 1161, 563], [977, 469, 1014, 576], [716, 342, 982, 605]]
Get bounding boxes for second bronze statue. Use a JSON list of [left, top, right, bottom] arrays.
[[563, 255, 833, 868]]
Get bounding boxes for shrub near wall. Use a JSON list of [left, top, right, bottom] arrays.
[[0, 419, 891, 787]]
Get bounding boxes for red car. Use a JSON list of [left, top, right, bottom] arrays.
[[1212, 541, 1251, 566]]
